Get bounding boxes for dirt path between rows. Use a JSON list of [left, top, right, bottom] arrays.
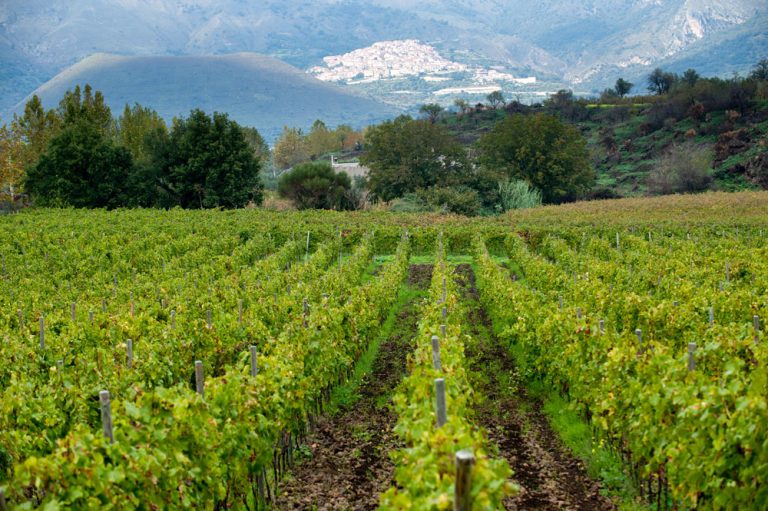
[[454, 264, 616, 511], [274, 264, 431, 510]]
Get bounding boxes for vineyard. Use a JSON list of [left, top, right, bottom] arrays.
[[0, 192, 766, 510]]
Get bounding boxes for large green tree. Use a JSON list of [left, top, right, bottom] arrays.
[[647, 68, 678, 95], [278, 161, 352, 210], [146, 109, 263, 209], [114, 103, 168, 163], [273, 126, 309, 170], [614, 78, 633, 97], [25, 120, 133, 208], [750, 58, 768, 80], [12, 95, 60, 172], [419, 103, 444, 123], [58, 84, 112, 132], [360, 115, 470, 201], [477, 113, 594, 203]]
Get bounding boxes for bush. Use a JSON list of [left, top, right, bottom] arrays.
[[647, 143, 712, 195], [586, 187, 622, 200], [389, 193, 432, 213], [277, 161, 352, 210], [417, 186, 482, 216], [497, 179, 542, 211]]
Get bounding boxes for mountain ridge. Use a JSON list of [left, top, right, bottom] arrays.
[[12, 52, 400, 143], [0, 1, 766, 115]]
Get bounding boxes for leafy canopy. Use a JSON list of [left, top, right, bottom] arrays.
[[25, 120, 133, 208], [477, 113, 594, 203], [278, 161, 352, 210], [360, 115, 470, 201], [146, 109, 264, 209]]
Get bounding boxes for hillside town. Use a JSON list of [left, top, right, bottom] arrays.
[[308, 39, 536, 86]]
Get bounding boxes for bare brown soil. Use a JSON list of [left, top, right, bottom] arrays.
[[454, 263, 616, 511], [274, 265, 428, 510]]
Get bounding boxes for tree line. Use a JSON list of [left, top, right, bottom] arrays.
[[3, 57, 766, 213], [1, 85, 265, 209]]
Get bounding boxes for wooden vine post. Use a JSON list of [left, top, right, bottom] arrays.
[[126, 339, 133, 369], [99, 390, 114, 444], [754, 315, 760, 345], [688, 342, 697, 372], [39, 316, 45, 349], [454, 449, 476, 511], [431, 335, 442, 371], [250, 345, 259, 377], [435, 378, 447, 428]]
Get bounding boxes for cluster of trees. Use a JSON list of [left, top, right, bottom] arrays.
[[1, 85, 265, 209], [273, 120, 364, 170], [357, 112, 593, 215]]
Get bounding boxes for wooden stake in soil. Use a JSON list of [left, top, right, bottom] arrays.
[[431, 335, 442, 371], [171, 309, 176, 330], [442, 306, 447, 321], [195, 360, 204, 398], [250, 345, 259, 377], [17, 309, 22, 331], [39, 316, 45, 349], [99, 390, 114, 444], [559, 295, 563, 310], [708, 307, 714, 326], [71, 301, 76, 322], [207, 309, 212, 329], [635, 328, 643, 356], [435, 378, 447, 428], [89, 310, 94, 323], [238, 299, 243, 324], [440, 324, 446, 339], [599, 319, 605, 335], [687, 342, 697, 372], [454, 449, 476, 511], [0, 486, 7, 511], [754, 315, 760, 345], [576, 307, 582, 319]]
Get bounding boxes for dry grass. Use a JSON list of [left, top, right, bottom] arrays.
[[261, 191, 296, 211], [504, 191, 768, 227]]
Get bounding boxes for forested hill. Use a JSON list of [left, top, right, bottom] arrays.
[[437, 83, 768, 198]]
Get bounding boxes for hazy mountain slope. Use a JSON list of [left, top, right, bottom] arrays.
[[13, 53, 400, 143], [0, 0, 766, 113], [654, 15, 768, 77]]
